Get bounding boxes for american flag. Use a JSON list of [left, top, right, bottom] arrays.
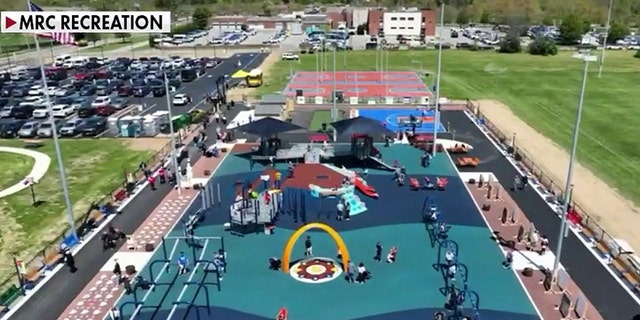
[[28, 1, 76, 45]]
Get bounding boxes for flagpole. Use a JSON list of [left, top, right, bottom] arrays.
[[164, 73, 182, 194], [28, 0, 76, 239]]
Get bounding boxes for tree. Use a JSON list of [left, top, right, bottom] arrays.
[[191, 7, 211, 30], [456, 8, 472, 25], [85, 33, 101, 45], [479, 11, 491, 24], [528, 37, 558, 56], [114, 33, 131, 42], [559, 13, 587, 45], [607, 22, 629, 44], [498, 30, 521, 53]]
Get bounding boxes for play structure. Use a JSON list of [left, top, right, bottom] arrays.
[[423, 197, 482, 320], [447, 144, 470, 154], [309, 183, 368, 217], [456, 157, 480, 167], [119, 236, 225, 319], [410, 177, 448, 191], [228, 181, 282, 235], [323, 165, 380, 199], [281, 222, 350, 273]]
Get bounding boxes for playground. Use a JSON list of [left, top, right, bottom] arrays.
[[114, 141, 539, 320], [283, 71, 432, 98], [358, 109, 446, 134]]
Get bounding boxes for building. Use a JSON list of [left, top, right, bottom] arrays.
[[368, 8, 437, 38]]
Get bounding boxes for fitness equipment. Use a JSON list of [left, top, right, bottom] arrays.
[[441, 263, 469, 292], [172, 284, 212, 320], [422, 196, 440, 223], [427, 222, 451, 248], [281, 188, 307, 224], [444, 287, 481, 320], [182, 209, 206, 246], [434, 240, 459, 271]]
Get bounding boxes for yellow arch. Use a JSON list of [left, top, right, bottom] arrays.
[[282, 222, 350, 273]]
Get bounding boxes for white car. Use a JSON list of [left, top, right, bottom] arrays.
[[51, 104, 75, 118], [45, 86, 58, 96], [172, 58, 185, 68], [91, 96, 111, 107], [282, 53, 299, 61], [32, 105, 50, 118], [209, 38, 223, 45], [96, 57, 110, 65], [20, 96, 45, 107], [130, 60, 142, 70], [172, 94, 189, 106], [28, 85, 44, 96]]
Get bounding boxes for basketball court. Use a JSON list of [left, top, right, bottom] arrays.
[[284, 71, 432, 99]]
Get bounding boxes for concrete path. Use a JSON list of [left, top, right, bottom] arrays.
[[0, 147, 51, 198]]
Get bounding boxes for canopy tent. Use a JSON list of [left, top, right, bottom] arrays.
[[231, 70, 250, 79], [330, 116, 394, 140], [233, 117, 305, 137]]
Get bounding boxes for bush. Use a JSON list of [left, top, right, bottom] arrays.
[[171, 23, 198, 35], [528, 37, 558, 56], [634, 50, 640, 59], [498, 32, 521, 53]]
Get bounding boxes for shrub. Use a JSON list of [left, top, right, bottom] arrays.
[[498, 32, 521, 53], [634, 50, 640, 59], [528, 37, 558, 56]]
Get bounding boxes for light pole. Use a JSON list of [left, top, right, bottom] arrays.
[[332, 45, 338, 142], [164, 73, 182, 195], [432, 0, 445, 157], [598, 0, 614, 78], [552, 51, 597, 280]]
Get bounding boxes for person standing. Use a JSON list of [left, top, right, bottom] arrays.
[[374, 241, 382, 262], [347, 260, 356, 283], [113, 259, 122, 279], [336, 200, 344, 221], [158, 168, 166, 184], [148, 175, 156, 191], [177, 252, 189, 275], [64, 250, 77, 273], [304, 236, 312, 256]]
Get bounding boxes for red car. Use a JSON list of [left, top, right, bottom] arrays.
[[94, 105, 117, 116], [117, 86, 133, 97]]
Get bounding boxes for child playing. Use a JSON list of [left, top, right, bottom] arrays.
[[386, 247, 398, 263]]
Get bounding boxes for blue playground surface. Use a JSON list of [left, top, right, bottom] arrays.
[[115, 144, 538, 320], [358, 109, 447, 134]]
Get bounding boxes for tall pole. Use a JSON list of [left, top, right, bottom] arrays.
[[432, 1, 445, 157], [598, 0, 614, 78], [28, 1, 76, 239], [315, 49, 320, 92], [552, 53, 594, 279], [385, 49, 389, 98], [164, 73, 182, 195], [332, 47, 337, 142]]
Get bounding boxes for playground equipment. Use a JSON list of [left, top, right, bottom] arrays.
[[353, 177, 379, 198], [123, 236, 225, 319], [182, 209, 206, 246], [422, 196, 440, 223], [435, 240, 459, 270], [367, 156, 397, 171], [309, 184, 368, 217], [229, 181, 279, 236], [281, 188, 308, 224], [456, 157, 480, 167], [427, 222, 452, 248], [309, 184, 352, 198], [170, 283, 212, 320], [444, 285, 481, 320], [281, 222, 350, 273], [447, 144, 470, 154]]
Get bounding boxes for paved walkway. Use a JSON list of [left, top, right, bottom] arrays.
[[0, 146, 51, 198]]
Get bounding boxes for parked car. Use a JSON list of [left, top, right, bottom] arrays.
[[117, 85, 133, 97], [28, 85, 44, 96], [133, 86, 150, 97], [79, 85, 96, 96], [111, 97, 130, 110], [36, 119, 62, 138], [12, 85, 29, 97], [76, 117, 107, 136], [54, 85, 75, 97], [172, 93, 189, 106], [17, 121, 40, 138], [32, 104, 51, 118], [91, 96, 111, 107], [77, 106, 95, 118], [94, 105, 117, 116], [281, 52, 300, 60], [51, 104, 75, 117], [95, 85, 113, 96], [10, 105, 34, 119], [71, 97, 90, 110], [0, 120, 26, 138], [59, 119, 85, 136], [20, 95, 44, 107]]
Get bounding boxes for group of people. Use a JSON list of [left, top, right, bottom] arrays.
[[176, 249, 227, 281], [101, 224, 126, 251]]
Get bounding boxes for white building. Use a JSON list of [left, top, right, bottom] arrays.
[[382, 11, 422, 37]]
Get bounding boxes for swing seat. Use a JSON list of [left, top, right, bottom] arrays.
[[409, 178, 420, 190]]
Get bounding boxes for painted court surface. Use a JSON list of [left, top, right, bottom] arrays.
[[358, 109, 446, 133], [114, 144, 538, 320], [284, 71, 432, 98]]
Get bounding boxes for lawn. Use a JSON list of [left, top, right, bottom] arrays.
[[0, 139, 153, 282], [83, 35, 149, 53], [0, 153, 34, 190], [309, 110, 343, 131], [257, 50, 640, 204], [0, 34, 55, 56]]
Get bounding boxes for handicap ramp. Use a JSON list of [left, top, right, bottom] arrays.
[[368, 156, 397, 171]]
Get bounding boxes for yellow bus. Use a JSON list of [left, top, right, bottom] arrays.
[[246, 69, 263, 87]]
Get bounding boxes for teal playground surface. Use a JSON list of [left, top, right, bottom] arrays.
[[115, 144, 539, 320]]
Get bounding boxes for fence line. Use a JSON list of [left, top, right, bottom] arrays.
[[463, 100, 640, 288]]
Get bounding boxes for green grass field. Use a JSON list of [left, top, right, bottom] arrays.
[[83, 35, 149, 53], [257, 50, 640, 204], [0, 139, 153, 281]]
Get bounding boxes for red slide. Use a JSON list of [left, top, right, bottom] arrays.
[[354, 178, 379, 198]]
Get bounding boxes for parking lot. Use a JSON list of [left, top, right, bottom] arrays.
[[0, 51, 269, 139]]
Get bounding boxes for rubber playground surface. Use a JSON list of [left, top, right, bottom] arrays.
[[115, 145, 539, 320], [358, 109, 446, 134], [284, 71, 432, 98]]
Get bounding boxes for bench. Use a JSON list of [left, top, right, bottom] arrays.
[[447, 144, 469, 154], [0, 284, 21, 312], [43, 247, 62, 269], [22, 139, 44, 148], [456, 157, 480, 167]]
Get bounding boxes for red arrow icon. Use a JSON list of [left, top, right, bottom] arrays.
[[5, 17, 16, 29]]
